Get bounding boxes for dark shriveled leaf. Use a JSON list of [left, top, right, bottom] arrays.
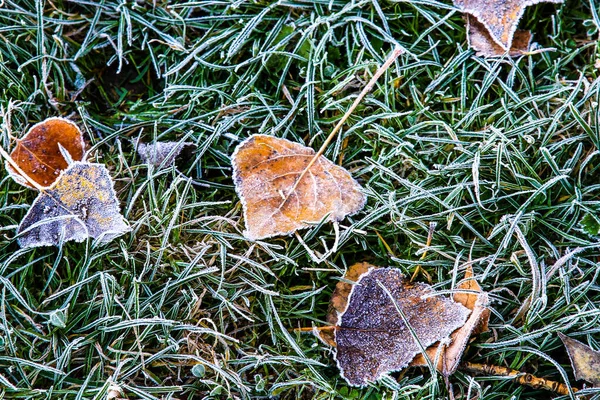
[[334, 267, 470, 386], [17, 162, 130, 248], [318, 262, 373, 347], [232, 135, 366, 240]]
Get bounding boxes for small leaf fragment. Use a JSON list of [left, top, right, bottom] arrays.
[[466, 15, 532, 57], [17, 162, 130, 248], [6, 117, 85, 188], [454, 0, 563, 51], [559, 332, 600, 386], [136, 140, 195, 168], [410, 266, 490, 375], [580, 213, 600, 236], [232, 135, 366, 240], [334, 267, 470, 386]]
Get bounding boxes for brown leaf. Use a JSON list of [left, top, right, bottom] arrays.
[[17, 162, 130, 248], [318, 262, 374, 347], [559, 332, 600, 386], [454, 0, 563, 51], [466, 15, 532, 57], [410, 266, 490, 375], [6, 117, 85, 188], [334, 267, 470, 386], [454, 266, 490, 335], [232, 135, 366, 240]]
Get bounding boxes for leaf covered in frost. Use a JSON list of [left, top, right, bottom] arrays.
[[410, 266, 490, 375], [318, 262, 373, 347], [17, 162, 130, 248], [454, 0, 563, 54], [232, 134, 366, 240], [7, 117, 85, 188], [466, 15, 532, 57], [334, 267, 470, 386], [559, 332, 600, 386], [136, 140, 195, 168]]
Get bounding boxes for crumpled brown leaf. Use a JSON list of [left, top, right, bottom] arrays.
[[231, 135, 366, 240], [17, 162, 130, 248], [559, 332, 600, 386], [466, 15, 532, 58], [410, 266, 490, 375], [333, 267, 470, 386], [454, 0, 563, 56], [6, 117, 85, 188]]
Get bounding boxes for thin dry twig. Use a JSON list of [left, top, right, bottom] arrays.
[[461, 362, 578, 396], [279, 46, 403, 207]]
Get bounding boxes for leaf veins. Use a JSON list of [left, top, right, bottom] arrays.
[[231, 134, 366, 240]]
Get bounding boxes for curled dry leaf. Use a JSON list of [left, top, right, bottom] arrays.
[[232, 135, 366, 240], [6, 117, 85, 188], [466, 15, 532, 57], [559, 332, 600, 386], [333, 267, 470, 386], [136, 140, 196, 168], [455, 0, 563, 55], [410, 266, 490, 376], [17, 162, 130, 248]]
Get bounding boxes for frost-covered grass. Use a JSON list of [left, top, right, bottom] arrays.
[[0, 0, 599, 399]]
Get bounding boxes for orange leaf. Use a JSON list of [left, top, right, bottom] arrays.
[[6, 117, 85, 188], [232, 135, 366, 240]]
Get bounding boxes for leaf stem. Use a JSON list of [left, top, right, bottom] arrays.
[[280, 46, 403, 207], [313, 46, 403, 162]]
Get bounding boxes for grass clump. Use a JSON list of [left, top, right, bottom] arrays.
[[1, 0, 600, 399]]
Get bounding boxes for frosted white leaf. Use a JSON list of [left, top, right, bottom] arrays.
[[136, 140, 195, 168], [17, 162, 130, 248]]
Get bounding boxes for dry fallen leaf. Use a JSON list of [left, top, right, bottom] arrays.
[[17, 161, 130, 248], [136, 140, 195, 168], [232, 135, 366, 240], [334, 267, 470, 386], [455, 0, 563, 54], [410, 266, 490, 375], [6, 117, 85, 188], [317, 262, 373, 347], [466, 15, 532, 57], [559, 332, 600, 386]]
